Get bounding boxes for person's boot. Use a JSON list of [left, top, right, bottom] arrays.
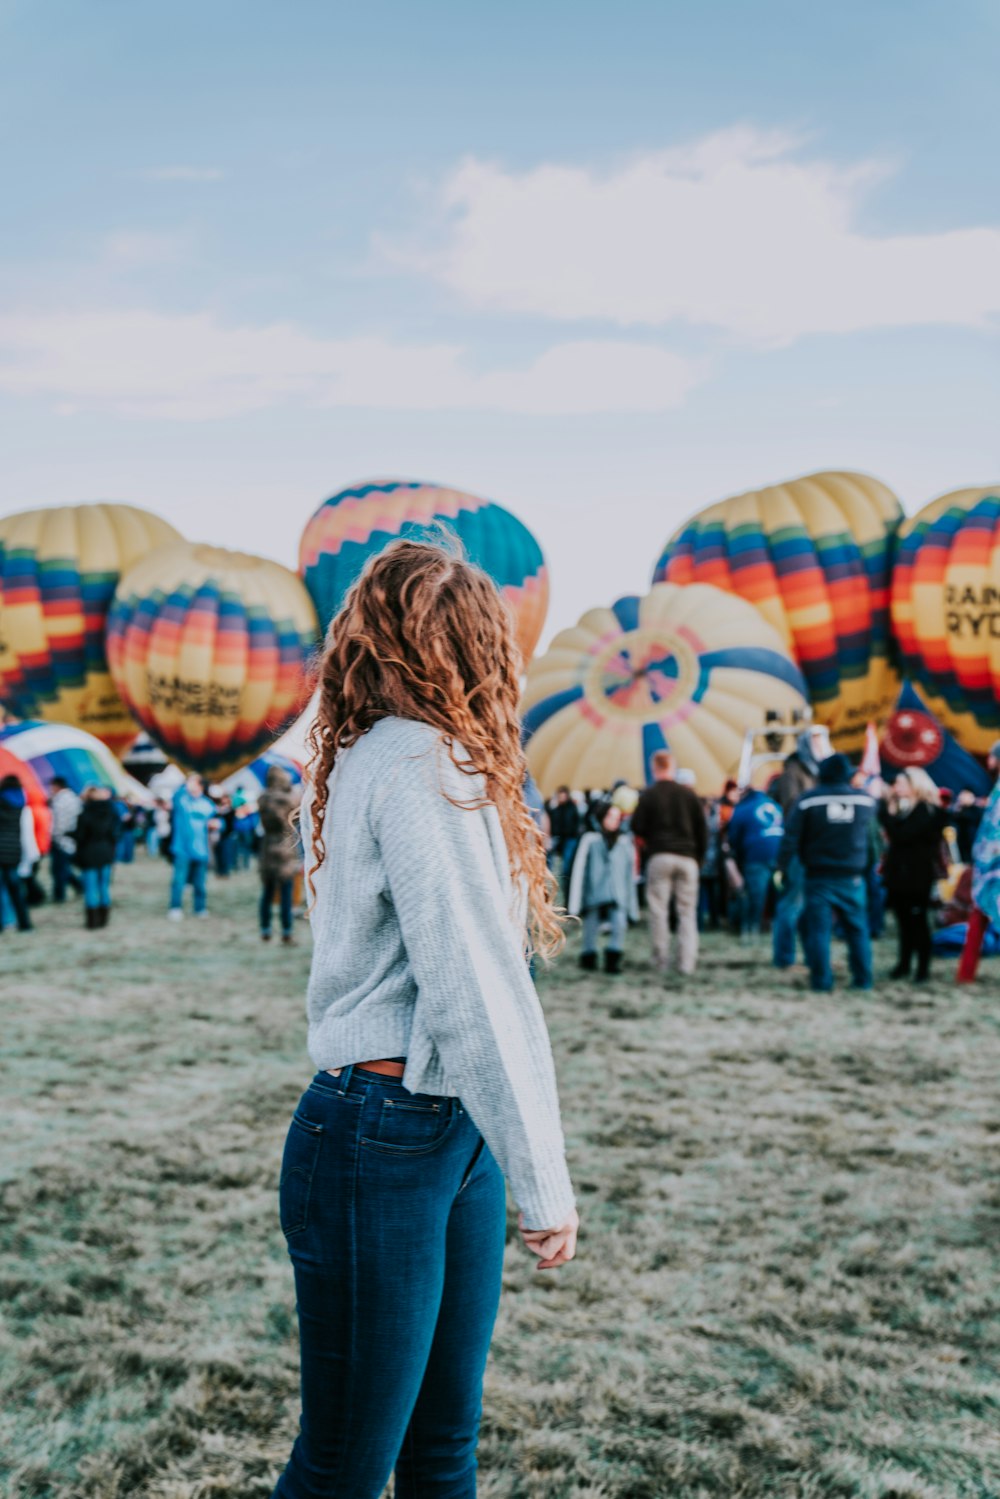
[[85, 907, 98, 930], [100, 905, 110, 927], [604, 949, 623, 975], [579, 950, 598, 971]]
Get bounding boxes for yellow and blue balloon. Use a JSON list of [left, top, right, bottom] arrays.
[[522, 583, 810, 797]]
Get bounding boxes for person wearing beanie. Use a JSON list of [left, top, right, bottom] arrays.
[[777, 752, 876, 993]]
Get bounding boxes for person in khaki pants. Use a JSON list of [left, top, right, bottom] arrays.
[[631, 750, 708, 976]]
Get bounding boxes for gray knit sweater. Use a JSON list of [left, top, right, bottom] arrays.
[[302, 716, 575, 1230]]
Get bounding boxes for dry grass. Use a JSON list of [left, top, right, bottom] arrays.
[[2, 858, 999, 1498]]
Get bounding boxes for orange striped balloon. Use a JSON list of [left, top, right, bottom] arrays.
[[107, 543, 319, 780], [891, 487, 1000, 755], [653, 471, 903, 753]]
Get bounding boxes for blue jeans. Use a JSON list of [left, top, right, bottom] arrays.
[[772, 855, 805, 967], [116, 830, 135, 864], [0, 866, 31, 931], [803, 874, 873, 992], [51, 843, 82, 901], [261, 877, 294, 936], [582, 905, 626, 953], [170, 855, 208, 913], [81, 864, 112, 910], [547, 837, 578, 901], [271, 1067, 506, 1499], [739, 862, 774, 934]]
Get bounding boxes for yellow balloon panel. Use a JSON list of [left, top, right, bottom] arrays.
[[522, 583, 810, 797]]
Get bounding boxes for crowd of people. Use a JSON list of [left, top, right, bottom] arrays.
[[542, 728, 1000, 992], [0, 764, 304, 941], [3, 728, 1000, 994]]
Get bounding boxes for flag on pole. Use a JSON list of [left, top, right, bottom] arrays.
[[861, 720, 881, 780]]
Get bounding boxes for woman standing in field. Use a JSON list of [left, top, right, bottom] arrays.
[[270, 541, 578, 1499], [879, 767, 946, 982], [73, 785, 121, 930]]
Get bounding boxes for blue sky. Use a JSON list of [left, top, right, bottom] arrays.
[[1, 0, 998, 638]]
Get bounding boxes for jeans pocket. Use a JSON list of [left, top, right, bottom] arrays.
[[362, 1097, 455, 1157], [279, 1112, 323, 1237]]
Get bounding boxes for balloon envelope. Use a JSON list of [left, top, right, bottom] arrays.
[[653, 471, 902, 753], [521, 583, 809, 797], [0, 719, 147, 801], [220, 750, 304, 803], [0, 742, 51, 855], [299, 479, 549, 661], [0, 503, 181, 756], [891, 487, 1000, 756], [107, 542, 319, 780]]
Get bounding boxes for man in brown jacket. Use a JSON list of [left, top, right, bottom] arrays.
[[631, 750, 708, 976], [258, 765, 302, 944]]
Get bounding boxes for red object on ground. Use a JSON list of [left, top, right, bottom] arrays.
[[957, 907, 989, 983], [0, 744, 51, 856]]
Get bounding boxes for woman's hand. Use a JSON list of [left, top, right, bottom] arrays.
[[518, 1208, 579, 1270]]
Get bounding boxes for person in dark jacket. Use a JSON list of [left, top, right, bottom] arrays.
[[726, 787, 783, 935], [778, 752, 875, 993], [879, 768, 947, 982], [546, 787, 581, 900], [74, 785, 121, 929], [0, 773, 35, 933], [258, 766, 302, 943], [770, 725, 831, 967], [952, 789, 985, 865], [631, 749, 708, 975]]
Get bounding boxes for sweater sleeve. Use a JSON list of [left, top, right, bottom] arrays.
[[372, 744, 576, 1230]]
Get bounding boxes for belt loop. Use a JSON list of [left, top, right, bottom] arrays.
[[338, 1063, 355, 1096]]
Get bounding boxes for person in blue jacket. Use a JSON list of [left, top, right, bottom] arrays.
[[777, 752, 875, 993], [726, 786, 783, 935], [168, 774, 218, 920]]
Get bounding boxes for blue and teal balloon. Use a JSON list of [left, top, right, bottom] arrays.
[[298, 479, 549, 661]]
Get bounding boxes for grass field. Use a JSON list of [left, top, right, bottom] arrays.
[[2, 856, 999, 1499]]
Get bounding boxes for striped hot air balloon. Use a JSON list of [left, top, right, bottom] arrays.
[[652, 472, 903, 754], [891, 487, 1000, 756], [521, 583, 809, 797], [0, 742, 51, 854], [299, 479, 549, 662], [0, 503, 182, 757], [0, 719, 145, 800], [107, 543, 320, 780]]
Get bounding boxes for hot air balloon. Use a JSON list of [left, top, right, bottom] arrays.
[[0, 503, 182, 757], [299, 479, 549, 661], [521, 583, 809, 797], [652, 472, 903, 754], [891, 487, 1000, 756], [0, 742, 51, 855], [0, 719, 147, 800], [107, 542, 319, 780]]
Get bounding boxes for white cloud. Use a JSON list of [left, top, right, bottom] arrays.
[[140, 166, 224, 182], [0, 308, 701, 419], [103, 232, 188, 267], [397, 128, 1000, 343]]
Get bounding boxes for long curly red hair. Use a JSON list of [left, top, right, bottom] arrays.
[[305, 538, 563, 958]]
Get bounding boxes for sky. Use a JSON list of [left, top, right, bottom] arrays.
[[1, 0, 999, 642]]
